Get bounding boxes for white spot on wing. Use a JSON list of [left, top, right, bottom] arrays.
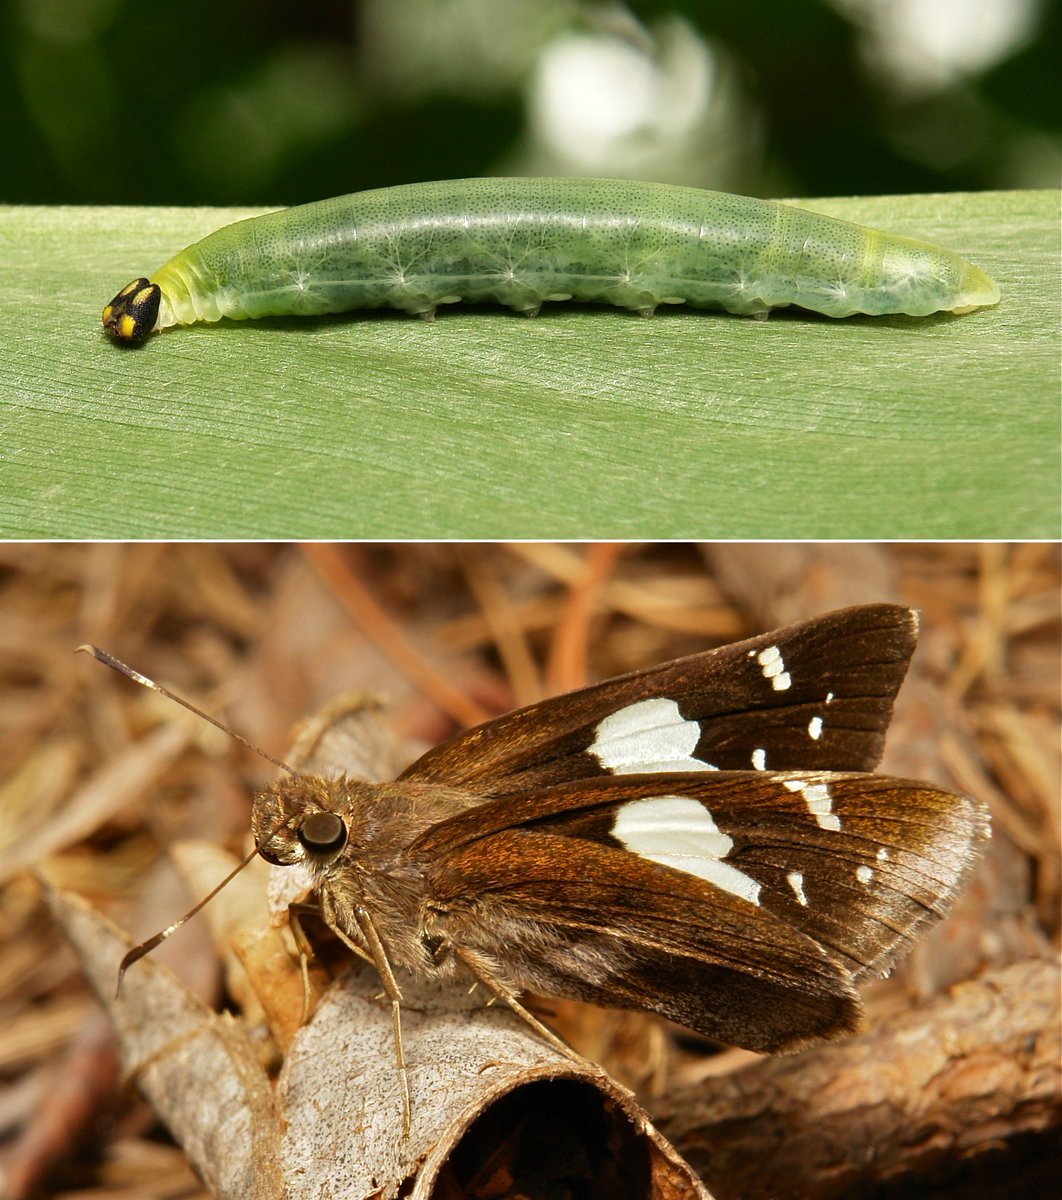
[[612, 795, 761, 906], [808, 715, 823, 740], [755, 645, 791, 691], [787, 871, 808, 906], [856, 865, 873, 885], [877, 847, 890, 862], [783, 776, 841, 832], [589, 698, 717, 774], [751, 747, 766, 771]]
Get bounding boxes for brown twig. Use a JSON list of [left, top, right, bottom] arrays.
[[655, 956, 1062, 1200], [0, 1006, 122, 1200], [546, 542, 627, 693], [459, 546, 543, 706], [299, 543, 492, 728]]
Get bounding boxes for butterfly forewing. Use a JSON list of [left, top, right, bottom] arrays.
[[400, 604, 919, 794]]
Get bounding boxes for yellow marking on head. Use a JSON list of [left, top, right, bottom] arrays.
[[102, 276, 161, 344]]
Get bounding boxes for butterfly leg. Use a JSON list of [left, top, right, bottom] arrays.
[[319, 892, 412, 1135], [289, 902, 380, 1022], [450, 944, 590, 1069], [286, 907, 317, 1023]]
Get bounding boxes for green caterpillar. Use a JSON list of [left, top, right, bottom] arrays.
[[102, 177, 999, 345]]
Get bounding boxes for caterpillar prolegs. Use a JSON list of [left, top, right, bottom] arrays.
[[103, 178, 999, 346]]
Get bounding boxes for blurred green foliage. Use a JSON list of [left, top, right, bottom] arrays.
[[2, 0, 1058, 206]]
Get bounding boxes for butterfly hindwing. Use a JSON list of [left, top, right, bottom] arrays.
[[424, 826, 863, 1052], [413, 768, 988, 1046], [522, 771, 989, 981]]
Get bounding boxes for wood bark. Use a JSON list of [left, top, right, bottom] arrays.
[[654, 952, 1060, 1197]]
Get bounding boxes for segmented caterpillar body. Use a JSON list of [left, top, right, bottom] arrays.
[[103, 178, 999, 345]]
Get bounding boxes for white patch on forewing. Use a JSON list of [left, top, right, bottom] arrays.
[[783, 777, 841, 832], [751, 747, 766, 771], [856, 865, 873, 885], [825, 691, 835, 704], [612, 795, 761, 906], [877, 847, 890, 861], [787, 871, 808, 906], [589, 697, 717, 774], [752, 644, 792, 691], [808, 715, 823, 740]]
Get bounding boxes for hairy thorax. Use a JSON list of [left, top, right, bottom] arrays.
[[252, 774, 485, 976]]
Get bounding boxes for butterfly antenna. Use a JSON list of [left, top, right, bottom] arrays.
[[76, 644, 299, 778], [77, 643, 304, 994], [114, 841, 262, 996]]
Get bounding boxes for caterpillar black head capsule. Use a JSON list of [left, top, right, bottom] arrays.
[[102, 278, 162, 346]]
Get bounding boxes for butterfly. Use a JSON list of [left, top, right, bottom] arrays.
[[87, 603, 989, 1131]]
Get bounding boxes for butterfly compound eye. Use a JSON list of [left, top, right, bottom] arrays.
[[298, 811, 347, 854]]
